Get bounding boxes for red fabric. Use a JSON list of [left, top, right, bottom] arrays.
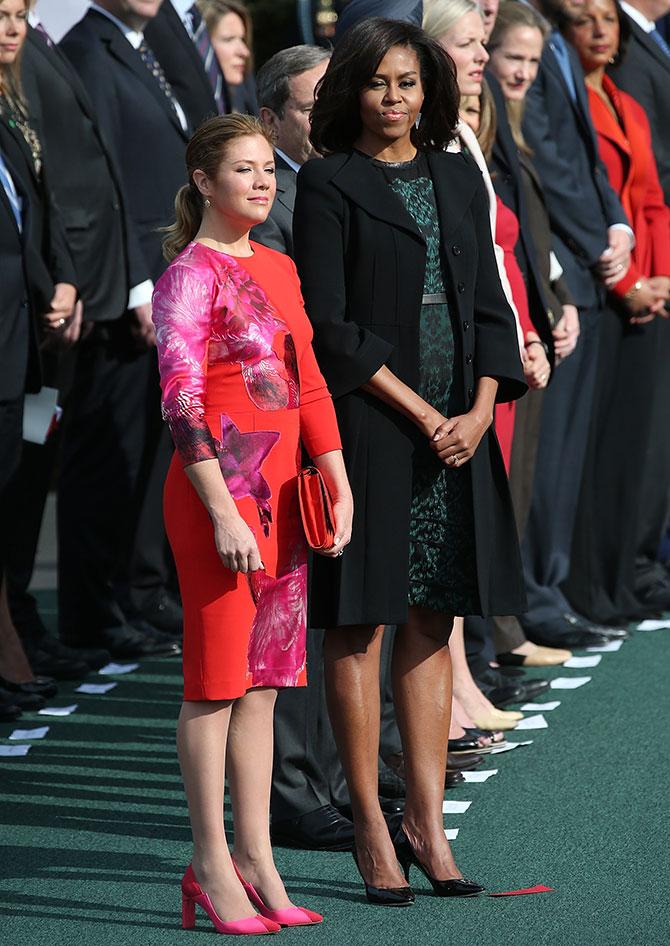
[[488, 884, 554, 897], [494, 196, 531, 473], [588, 76, 670, 295]]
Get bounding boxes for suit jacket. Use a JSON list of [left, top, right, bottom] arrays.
[[609, 15, 670, 204], [60, 9, 189, 284], [21, 27, 128, 322], [294, 149, 527, 623], [145, 0, 222, 130], [487, 74, 555, 363], [523, 39, 629, 307], [588, 76, 670, 290], [250, 154, 296, 255]]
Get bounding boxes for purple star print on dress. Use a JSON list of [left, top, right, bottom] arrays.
[[216, 416, 279, 536]]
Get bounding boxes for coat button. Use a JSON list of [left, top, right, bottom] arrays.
[[467, 387, 474, 399], [457, 282, 465, 293], [463, 320, 470, 331], [465, 354, 473, 365], [452, 244, 461, 256]]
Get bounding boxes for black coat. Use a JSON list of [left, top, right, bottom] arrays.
[[294, 148, 527, 624], [21, 27, 128, 322]]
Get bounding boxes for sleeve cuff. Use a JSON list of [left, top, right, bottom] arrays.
[[609, 224, 635, 251], [128, 279, 154, 310]]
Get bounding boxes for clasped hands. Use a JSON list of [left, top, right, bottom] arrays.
[[426, 408, 491, 468]]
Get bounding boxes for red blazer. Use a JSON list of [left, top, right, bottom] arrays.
[[588, 75, 670, 294]]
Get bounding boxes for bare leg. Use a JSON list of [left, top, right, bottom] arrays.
[[228, 686, 293, 910], [450, 617, 523, 727], [393, 606, 460, 879], [324, 624, 406, 889], [0, 576, 34, 683], [177, 700, 255, 922]]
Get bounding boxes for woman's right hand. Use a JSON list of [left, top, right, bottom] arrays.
[[625, 278, 667, 322], [212, 512, 262, 573]]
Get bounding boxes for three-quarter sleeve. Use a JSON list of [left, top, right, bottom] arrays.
[[152, 258, 219, 466]]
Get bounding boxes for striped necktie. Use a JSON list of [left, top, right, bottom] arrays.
[[138, 39, 184, 127], [0, 153, 22, 231], [650, 27, 670, 58], [188, 4, 227, 114]]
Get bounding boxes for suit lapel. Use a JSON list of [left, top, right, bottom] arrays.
[[426, 150, 479, 243], [0, 148, 28, 242], [631, 19, 670, 72], [544, 44, 595, 147], [275, 167, 296, 214], [588, 83, 631, 163], [28, 28, 97, 127], [0, 115, 38, 189]]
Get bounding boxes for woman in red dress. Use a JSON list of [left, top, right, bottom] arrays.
[[153, 114, 351, 935]]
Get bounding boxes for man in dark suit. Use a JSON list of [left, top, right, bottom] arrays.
[[519, 0, 635, 647], [57, 0, 190, 658]]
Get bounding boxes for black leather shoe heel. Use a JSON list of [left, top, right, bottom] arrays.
[[352, 851, 415, 906], [393, 827, 485, 897]]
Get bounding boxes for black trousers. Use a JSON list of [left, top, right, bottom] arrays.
[[0, 397, 24, 571], [57, 317, 173, 640], [521, 304, 602, 638]]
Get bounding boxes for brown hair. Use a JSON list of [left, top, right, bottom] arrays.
[[162, 113, 274, 261], [197, 0, 254, 78], [0, 0, 32, 109], [461, 81, 497, 164]]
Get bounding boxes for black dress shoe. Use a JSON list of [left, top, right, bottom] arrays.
[[393, 827, 484, 897], [562, 613, 630, 640], [26, 647, 89, 681], [378, 761, 407, 799], [0, 675, 58, 699], [447, 752, 484, 771], [0, 693, 22, 721], [66, 624, 179, 659], [380, 796, 405, 815], [139, 590, 183, 636], [35, 635, 111, 671], [635, 579, 670, 613], [447, 736, 481, 753], [445, 770, 465, 788], [515, 678, 550, 701], [526, 620, 610, 649], [0, 685, 45, 711], [271, 804, 355, 851], [129, 620, 182, 655], [489, 684, 526, 707]]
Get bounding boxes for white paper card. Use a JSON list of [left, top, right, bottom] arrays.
[[75, 682, 118, 695], [99, 662, 139, 676], [586, 640, 623, 653], [442, 800, 472, 814], [444, 828, 459, 840], [0, 744, 31, 756], [462, 769, 498, 782], [10, 726, 49, 740], [514, 714, 548, 730], [637, 619, 670, 631], [550, 676, 592, 690], [563, 655, 602, 669], [520, 701, 560, 711], [22, 386, 60, 444], [38, 703, 78, 716], [490, 740, 533, 754]]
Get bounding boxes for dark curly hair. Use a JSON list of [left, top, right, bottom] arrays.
[[309, 17, 460, 155]]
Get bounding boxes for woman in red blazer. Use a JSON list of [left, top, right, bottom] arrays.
[[562, 0, 670, 624]]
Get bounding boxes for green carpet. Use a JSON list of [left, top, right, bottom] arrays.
[[1, 613, 669, 946]]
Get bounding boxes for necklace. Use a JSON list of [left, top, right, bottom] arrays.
[[0, 94, 42, 177]]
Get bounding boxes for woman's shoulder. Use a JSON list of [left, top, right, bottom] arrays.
[[154, 242, 221, 296], [297, 152, 351, 185]]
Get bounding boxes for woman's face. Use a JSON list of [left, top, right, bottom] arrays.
[[211, 11, 250, 87], [358, 44, 424, 147], [0, 0, 27, 70], [460, 94, 481, 133], [195, 134, 276, 229], [488, 25, 544, 102], [565, 0, 620, 73], [437, 10, 489, 97]]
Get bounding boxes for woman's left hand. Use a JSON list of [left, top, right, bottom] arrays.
[[311, 449, 354, 558], [318, 493, 354, 558], [430, 410, 491, 467], [523, 332, 550, 389]]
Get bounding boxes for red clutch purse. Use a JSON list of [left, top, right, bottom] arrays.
[[298, 466, 336, 551]]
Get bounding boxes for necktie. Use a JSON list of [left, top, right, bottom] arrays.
[[33, 21, 53, 47], [188, 4, 226, 114], [137, 39, 185, 127], [550, 32, 577, 102], [0, 153, 22, 231], [650, 27, 670, 58]]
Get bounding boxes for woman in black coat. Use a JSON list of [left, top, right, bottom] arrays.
[[293, 17, 526, 903]]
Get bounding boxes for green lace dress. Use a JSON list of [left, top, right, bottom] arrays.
[[372, 153, 480, 615]]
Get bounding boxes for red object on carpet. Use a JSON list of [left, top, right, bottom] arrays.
[[488, 885, 554, 897]]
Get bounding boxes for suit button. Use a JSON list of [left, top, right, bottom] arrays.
[[467, 387, 474, 399], [452, 244, 461, 256], [457, 282, 465, 293], [465, 354, 473, 365], [112, 201, 120, 211], [463, 320, 470, 331]]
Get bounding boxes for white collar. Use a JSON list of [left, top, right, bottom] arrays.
[[90, 3, 145, 48], [275, 148, 301, 174], [619, 2, 655, 33]]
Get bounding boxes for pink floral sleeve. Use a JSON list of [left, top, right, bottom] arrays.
[[152, 254, 218, 466]]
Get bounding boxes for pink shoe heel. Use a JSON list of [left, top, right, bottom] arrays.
[[233, 860, 324, 927], [181, 864, 280, 935]]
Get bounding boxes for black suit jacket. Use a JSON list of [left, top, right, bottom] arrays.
[[295, 149, 527, 623], [523, 40, 629, 307], [22, 27, 128, 322], [251, 154, 296, 255], [145, 0, 222, 130], [60, 9, 189, 284], [609, 15, 670, 203]]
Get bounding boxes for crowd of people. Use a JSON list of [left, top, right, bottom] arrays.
[[0, 0, 669, 932]]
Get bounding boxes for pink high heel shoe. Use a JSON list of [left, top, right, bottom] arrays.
[[232, 860, 323, 927], [181, 864, 280, 935]]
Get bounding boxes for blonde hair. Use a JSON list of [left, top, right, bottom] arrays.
[[423, 0, 482, 42], [196, 0, 254, 78], [162, 114, 274, 262], [0, 0, 33, 108]]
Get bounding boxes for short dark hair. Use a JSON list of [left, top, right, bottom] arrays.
[[310, 17, 460, 155], [607, 0, 631, 68], [256, 45, 332, 117]]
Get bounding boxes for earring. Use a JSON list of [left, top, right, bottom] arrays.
[[608, 55, 616, 64], [204, 198, 211, 209]]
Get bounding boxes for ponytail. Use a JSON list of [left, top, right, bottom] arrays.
[[162, 183, 204, 262]]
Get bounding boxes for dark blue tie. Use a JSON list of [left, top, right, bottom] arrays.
[[550, 32, 577, 102], [650, 27, 670, 58], [188, 4, 227, 114], [0, 153, 22, 231]]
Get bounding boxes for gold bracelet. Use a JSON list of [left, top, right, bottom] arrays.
[[624, 280, 643, 301]]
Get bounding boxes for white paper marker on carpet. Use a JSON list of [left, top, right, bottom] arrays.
[[38, 704, 78, 716], [550, 676, 591, 690], [444, 828, 459, 840], [76, 682, 118, 695], [586, 640, 623, 653], [637, 619, 670, 631], [99, 662, 140, 676], [563, 655, 602, 669], [10, 727, 49, 740], [520, 700, 560, 711], [0, 744, 31, 756], [463, 769, 498, 782], [442, 800, 472, 814], [514, 714, 548, 731], [491, 740, 533, 754]]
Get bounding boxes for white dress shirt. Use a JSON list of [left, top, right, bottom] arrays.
[[619, 1, 655, 32]]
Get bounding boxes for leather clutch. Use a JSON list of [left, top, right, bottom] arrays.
[[298, 466, 336, 551]]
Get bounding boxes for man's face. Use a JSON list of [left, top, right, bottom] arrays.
[[98, 0, 163, 30], [479, 0, 500, 41], [265, 59, 329, 166]]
